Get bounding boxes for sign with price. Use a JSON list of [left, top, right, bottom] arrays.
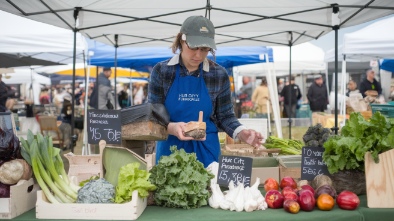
[[217, 155, 253, 187], [87, 109, 122, 144], [301, 146, 329, 180]]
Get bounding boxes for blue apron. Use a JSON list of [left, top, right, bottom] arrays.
[[156, 64, 220, 167]]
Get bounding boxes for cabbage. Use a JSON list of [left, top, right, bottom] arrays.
[[149, 146, 214, 209], [0, 128, 21, 163]]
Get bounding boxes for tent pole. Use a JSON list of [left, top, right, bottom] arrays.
[[114, 34, 118, 109], [288, 45, 292, 139], [333, 26, 339, 134], [287, 32, 293, 139], [71, 8, 80, 152], [83, 51, 91, 155]]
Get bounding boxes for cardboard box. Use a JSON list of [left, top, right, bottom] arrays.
[[36, 190, 146, 220], [251, 167, 279, 187], [36, 140, 147, 220], [0, 178, 39, 219], [249, 156, 280, 186]]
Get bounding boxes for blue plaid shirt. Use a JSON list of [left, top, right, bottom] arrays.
[[148, 54, 242, 138]]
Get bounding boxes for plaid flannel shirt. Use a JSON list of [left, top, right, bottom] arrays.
[[148, 54, 242, 138]]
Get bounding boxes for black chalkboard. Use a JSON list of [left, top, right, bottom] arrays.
[[217, 155, 253, 187], [87, 109, 122, 144], [301, 146, 329, 180]]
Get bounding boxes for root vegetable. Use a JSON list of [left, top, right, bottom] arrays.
[[0, 160, 23, 184]]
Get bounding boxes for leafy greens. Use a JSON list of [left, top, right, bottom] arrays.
[[323, 112, 394, 174], [114, 162, 156, 203], [149, 146, 214, 209]]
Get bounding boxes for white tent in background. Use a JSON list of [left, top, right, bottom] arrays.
[[235, 42, 325, 76], [3, 68, 51, 105], [324, 15, 394, 117], [0, 11, 87, 64]]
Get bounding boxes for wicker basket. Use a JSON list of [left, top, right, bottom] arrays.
[[329, 170, 366, 195]]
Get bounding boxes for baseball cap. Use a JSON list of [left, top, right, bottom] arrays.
[[103, 67, 111, 71], [314, 75, 322, 79], [180, 16, 216, 50]]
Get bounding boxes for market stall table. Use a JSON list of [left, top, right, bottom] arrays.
[[10, 195, 394, 221]]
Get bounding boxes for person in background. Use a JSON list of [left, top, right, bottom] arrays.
[[359, 69, 382, 98], [58, 94, 72, 150], [307, 75, 328, 112], [251, 77, 271, 118], [148, 15, 263, 167], [89, 67, 115, 109], [39, 88, 50, 105], [238, 76, 253, 103], [0, 74, 16, 112], [346, 80, 359, 96], [118, 84, 129, 108], [280, 76, 302, 118]]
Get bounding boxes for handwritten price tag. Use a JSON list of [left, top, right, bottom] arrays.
[[87, 110, 122, 144], [217, 155, 253, 187], [301, 146, 329, 180]]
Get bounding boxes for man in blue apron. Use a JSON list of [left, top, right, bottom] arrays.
[[148, 16, 263, 167]]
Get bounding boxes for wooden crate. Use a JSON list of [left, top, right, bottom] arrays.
[[365, 149, 394, 208], [36, 190, 146, 220], [0, 178, 39, 219], [122, 121, 167, 141], [277, 155, 302, 181], [36, 140, 147, 220]]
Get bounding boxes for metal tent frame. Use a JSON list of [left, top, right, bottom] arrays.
[[2, 0, 394, 142]]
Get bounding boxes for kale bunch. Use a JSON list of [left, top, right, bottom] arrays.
[[303, 123, 332, 147]]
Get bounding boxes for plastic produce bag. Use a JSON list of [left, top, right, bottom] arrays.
[[0, 128, 21, 164]]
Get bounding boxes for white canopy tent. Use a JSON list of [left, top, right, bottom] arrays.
[[0, 11, 87, 64], [1, 1, 393, 48], [2, 68, 51, 105], [2, 1, 393, 141], [324, 15, 394, 120], [235, 42, 325, 76]]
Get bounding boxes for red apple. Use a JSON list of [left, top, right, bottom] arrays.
[[336, 191, 360, 210], [300, 184, 315, 196], [280, 176, 297, 189], [298, 189, 316, 211], [265, 190, 285, 209], [264, 178, 279, 192], [283, 191, 299, 201], [281, 186, 295, 195], [283, 199, 300, 214]]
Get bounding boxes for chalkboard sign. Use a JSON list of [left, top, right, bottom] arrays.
[[217, 155, 253, 187], [301, 146, 329, 180], [87, 109, 122, 144]]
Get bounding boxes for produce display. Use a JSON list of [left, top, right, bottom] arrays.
[[0, 127, 30, 199], [261, 175, 360, 214], [209, 179, 268, 212], [20, 131, 80, 203], [303, 123, 332, 147], [77, 178, 115, 203], [264, 136, 303, 155], [114, 162, 156, 203], [149, 146, 214, 209], [323, 112, 394, 174]]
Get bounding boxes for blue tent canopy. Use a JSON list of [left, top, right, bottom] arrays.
[[381, 59, 394, 74], [89, 40, 273, 73]]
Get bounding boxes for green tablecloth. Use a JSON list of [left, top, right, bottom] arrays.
[[12, 195, 394, 221]]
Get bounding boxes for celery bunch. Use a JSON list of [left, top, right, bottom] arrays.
[[264, 136, 303, 155], [20, 130, 80, 203]]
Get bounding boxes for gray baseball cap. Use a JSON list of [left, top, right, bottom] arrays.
[[180, 16, 216, 50]]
